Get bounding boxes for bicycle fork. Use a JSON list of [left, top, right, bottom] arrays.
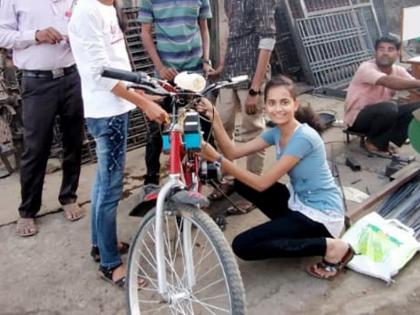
[[155, 175, 197, 299]]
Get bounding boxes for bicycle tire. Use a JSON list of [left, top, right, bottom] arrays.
[[127, 204, 246, 315]]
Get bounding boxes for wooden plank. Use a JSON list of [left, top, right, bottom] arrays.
[[348, 162, 420, 221]]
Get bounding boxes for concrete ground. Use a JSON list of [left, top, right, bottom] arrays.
[[0, 94, 419, 315]]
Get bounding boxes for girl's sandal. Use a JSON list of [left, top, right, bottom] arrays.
[[208, 181, 235, 201], [306, 260, 341, 280], [306, 245, 356, 280], [226, 201, 256, 216]]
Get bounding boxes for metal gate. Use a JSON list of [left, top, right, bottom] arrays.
[[282, 0, 387, 90]]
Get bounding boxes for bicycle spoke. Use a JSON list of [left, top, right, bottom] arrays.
[[196, 293, 229, 303], [193, 277, 225, 295], [195, 262, 220, 283], [190, 295, 230, 314], [140, 303, 170, 315], [128, 208, 244, 315]]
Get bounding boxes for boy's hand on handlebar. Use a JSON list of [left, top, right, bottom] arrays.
[[144, 101, 170, 124], [158, 66, 178, 81], [196, 97, 217, 120]]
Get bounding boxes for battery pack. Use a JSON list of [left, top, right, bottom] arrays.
[[183, 112, 201, 151]]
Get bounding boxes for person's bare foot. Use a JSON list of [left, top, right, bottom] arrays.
[[387, 143, 400, 155], [62, 203, 84, 221], [16, 218, 38, 237]]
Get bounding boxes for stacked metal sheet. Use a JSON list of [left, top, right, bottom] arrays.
[[376, 177, 420, 240], [282, 0, 387, 90]]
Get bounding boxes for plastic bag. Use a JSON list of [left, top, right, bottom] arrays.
[[342, 212, 420, 283]]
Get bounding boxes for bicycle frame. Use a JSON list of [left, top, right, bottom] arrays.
[[99, 67, 248, 301], [155, 115, 199, 298]]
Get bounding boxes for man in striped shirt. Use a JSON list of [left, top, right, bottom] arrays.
[[138, 0, 212, 191], [139, 0, 212, 80]]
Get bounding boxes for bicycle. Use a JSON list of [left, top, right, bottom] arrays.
[[102, 68, 248, 315]]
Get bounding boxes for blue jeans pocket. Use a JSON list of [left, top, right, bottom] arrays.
[[86, 113, 128, 172]]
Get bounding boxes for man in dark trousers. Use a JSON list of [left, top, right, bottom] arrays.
[[0, 0, 85, 236], [206, 0, 276, 212], [345, 36, 420, 154], [138, 0, 213, 197]]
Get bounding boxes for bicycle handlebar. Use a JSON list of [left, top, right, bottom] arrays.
[[102, 67, 149, 84], [101, 67, 249, 97]]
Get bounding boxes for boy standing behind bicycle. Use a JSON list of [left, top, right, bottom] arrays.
[[137, 0, 213, 198], [68, 0, 168, 287]]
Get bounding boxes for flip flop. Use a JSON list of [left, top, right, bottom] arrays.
[[16, 218, 38, 237], [98, 264, 126, 288], [226, 201, 256, 216], [98, 264, 147, 289], [62, 203, 84, 222], [208, 181, 235, 201]]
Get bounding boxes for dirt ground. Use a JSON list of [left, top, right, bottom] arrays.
[[0, 94, 419, 315]]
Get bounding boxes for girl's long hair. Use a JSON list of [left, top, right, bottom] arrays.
[[264, 76, 325, 134]]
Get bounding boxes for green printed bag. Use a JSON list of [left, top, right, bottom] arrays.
[[342, 212, 419, 283]]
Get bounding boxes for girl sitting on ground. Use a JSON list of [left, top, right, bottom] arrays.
[[198, 76, 354, 279]]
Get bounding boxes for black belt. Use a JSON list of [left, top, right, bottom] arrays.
[[22, 64, 77, 79]]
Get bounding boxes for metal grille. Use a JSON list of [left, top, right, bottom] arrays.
[[295, 9, 373, 89], [287, 0, 382, 43], [272, 1, 302, 77], [290, 0, 375, 17], [123, 7, 155, 75]]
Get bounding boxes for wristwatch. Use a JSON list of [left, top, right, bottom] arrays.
[[214, 155, 223, 168], [248, 88, 261, 96]]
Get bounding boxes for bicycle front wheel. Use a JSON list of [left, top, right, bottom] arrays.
[[127, 204, 246, 315]]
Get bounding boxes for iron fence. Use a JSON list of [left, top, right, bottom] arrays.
[[281, 0, 389, 90]]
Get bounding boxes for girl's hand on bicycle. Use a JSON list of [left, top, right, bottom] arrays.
[[196, 98, 216, 120], [200, 141, 220, 162]]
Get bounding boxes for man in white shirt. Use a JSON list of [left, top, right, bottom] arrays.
[[0, 0, 85, 236]]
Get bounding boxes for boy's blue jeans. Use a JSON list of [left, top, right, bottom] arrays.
[[86, 112, 129, 269]]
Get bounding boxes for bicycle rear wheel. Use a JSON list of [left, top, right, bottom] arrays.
[[127, 204, 246, 315]]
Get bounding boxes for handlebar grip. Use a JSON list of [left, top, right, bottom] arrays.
[[229, 75, 249, 84], [101, 67, 149, 84]]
